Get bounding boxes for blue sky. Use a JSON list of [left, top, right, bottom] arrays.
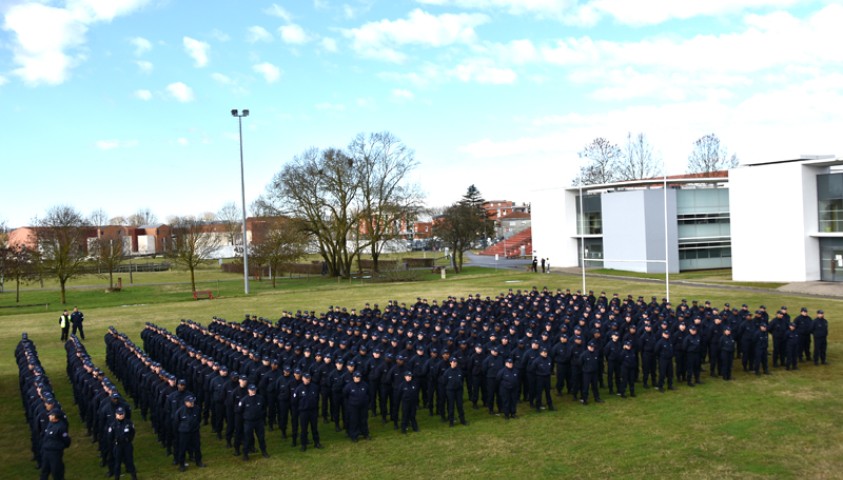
[[2, 0, 842, 227]]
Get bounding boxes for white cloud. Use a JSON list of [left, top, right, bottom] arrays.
[[96, 139, 139, 150], [166, 82, 194, 102], [0, 75, 8, 86], [129, 36, 151, 56], [343, 8, 489, 62], [135, 60, 153, 73], [415, 0, 803, 25], [210, 29, 230, 42], [253, 62, 281, 83], [246, 26, 273, 43], [315, 102, 346, 112], [183, 36, 210, 67], [451, 60, 517, 84], [392, 88, 414, 100], [321, 37, 338, 53], [265, 3, 293, 22], [177, 137, 189, 146], [211, 72, 232, 84], [3, 0, 149, 86], [279, 24, 310, 45], [134, 89, 152, 100]]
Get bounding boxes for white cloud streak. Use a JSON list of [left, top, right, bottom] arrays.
[[183, 36, 210, 67], [166, 82, 194, 102]]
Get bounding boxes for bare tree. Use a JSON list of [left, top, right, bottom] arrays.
[[250, 217, 310, 287], [216, 201, 242, 247], [90, 236, 125, 290], [128, 208, 158, 226], [349, 132, 424, 273], [573, 137, 622, 185], [109, 215, 128, 226], [0, 243, 37, 302], [89, 209, 109, 232], [32, 205, 90, 304], [618, 132, 661, 180], [264, 147, 360, 278], [167, 216, 222, 292], [0, 218, 9, 247], [687, 133, 739, 174]]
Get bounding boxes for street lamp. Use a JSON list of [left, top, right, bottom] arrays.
[[231, 108, 250, 294]]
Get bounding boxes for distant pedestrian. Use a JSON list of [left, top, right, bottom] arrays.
[[59, 310, 70, 341], [540, 258, 546, 273], [70, 306, 85, 340]]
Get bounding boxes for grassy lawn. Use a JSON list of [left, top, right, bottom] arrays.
[[2, 268, 840, 479], [588, 268, 788, 289]]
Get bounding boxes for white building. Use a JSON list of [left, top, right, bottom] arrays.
[[531, 156, 843, 282]]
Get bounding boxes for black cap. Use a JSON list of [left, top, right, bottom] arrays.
[[248, 384, 257, 391], [115, 407, 126, 415], [185, 395, 196, 403]]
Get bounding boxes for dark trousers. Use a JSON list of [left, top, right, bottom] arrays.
[[266, 396, 278, 429], [499, 386, 518, 417], [581, 372, 600, 402], [687, 353, 701, 383], [720, 351, 734, 380], [446, 389, 465, 423], [176, 431, 201, 466], [244, 420, 266, 454], [801, 334, 812, 360], [642, 352, 656, 386], [709, 346, 720, 375], [533, 375, 553, 410], [786, 344, 799, 370], [657, 358, 674, 389], [469, 375, 483, 406], [753, 350, 769, 374], [212, 402, 225, 435], [71, 323, 85, 339], [60, 326, 69, 341], [299, 409, 319, 447], [347, 403, 369, 439], [619, 365, 635, 396], [741, 340, 754, 370], [400, 401, 418, 432], [436, 384, 446, 419], [675, 351, 687, 381], [814, 337, 827, 364], [40, 449, 64, 480], [570, 366, 582, 399], [378, 383, 391, 420], [555, 363, 571, 394], [224, 408, 236, 444], [330, 391, 344, 429], [773, 337, 786, 366], [484, 377, 498, 413], [321, 388, 331, 421], [606, 361, 621, 393], [277, 402, 290, 436], [112, 443, 136, 477], [232, 416, 244, 452]]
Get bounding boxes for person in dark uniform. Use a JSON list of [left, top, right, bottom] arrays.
[[59, 310, 70, 342], [785, 323, 800, 370], [604, 332, 622, 395], [444, 358, 468, 426], [639, 323, 657, 389], [753, 324, 771, 375], [174, 395, 204, 471], [69, 306, 85, 340], [274, 366, 293, 440], [107, 407, 137, 480], [497, 358, 520, 419], [343, 371, 371, 441], [813, 310, 829, 365], [683, 325, 703, 386], [654, 330, 676, 392], [396, 371, 419, 433], [482, 346, 504, 415], [530, 348, 555, 411], [617, 341, 637, 398], [40, 409, 71, 480], [769, 310, 788, 367], [580, 341, 603, 405], [719, 326, 736, 380], [794, 307, 813, 361], [551, 334, 571, 397], [239, 384, 269, 460], [293, 373, 322, 451]]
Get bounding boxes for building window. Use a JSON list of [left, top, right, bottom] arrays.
[[576, 194, 602, 235], [818, 174, 843, 232]]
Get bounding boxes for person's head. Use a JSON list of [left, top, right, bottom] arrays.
[[353, 371, 362, 383], [303, 373, 312, 384], [115, 407, 126, 420], [48, 410, 62, 423], [185, 396, 195, 408], [248, 384, 257, 396]]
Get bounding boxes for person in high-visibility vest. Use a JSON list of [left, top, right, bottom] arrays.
[[59, 310, 70, 341]]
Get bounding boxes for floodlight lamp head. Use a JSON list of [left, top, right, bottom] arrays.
[[231, 109, 238, 117], [243, 109, 250, 117]]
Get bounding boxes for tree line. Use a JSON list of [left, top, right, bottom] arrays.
[[573, 132, 739, 185]]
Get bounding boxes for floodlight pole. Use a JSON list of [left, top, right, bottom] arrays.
[[232, 108, 250, 295], [663, 158, 670, 303], [579, 184, 586, 293]]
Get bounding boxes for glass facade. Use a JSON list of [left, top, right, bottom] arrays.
[[819, 238, 843, 281], [576, 194, 602, 235], [817, 173, 843, 232], [577, 238, 604, 268], [676, 188, 731, 270]]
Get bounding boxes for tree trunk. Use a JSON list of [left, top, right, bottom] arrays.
[[109, 270, 114, 290], [60, 278, 67, 304], [190, 267, 196, 292], [16, 278, 21, 303]]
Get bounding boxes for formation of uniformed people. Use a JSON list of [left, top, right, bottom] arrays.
[[65, 335, 135, 478], [17, 333, 71, 479], [19, 287, 832, 477]]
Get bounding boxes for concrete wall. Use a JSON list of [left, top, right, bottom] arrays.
[[602, 189, 678, 274], [531, 187, 579, 268], [730, 162, 822, 282]]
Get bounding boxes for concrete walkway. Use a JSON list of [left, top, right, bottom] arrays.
[[469, 258, 843, 301]]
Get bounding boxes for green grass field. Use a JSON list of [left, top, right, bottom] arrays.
[[2, 267, 841, 479]]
